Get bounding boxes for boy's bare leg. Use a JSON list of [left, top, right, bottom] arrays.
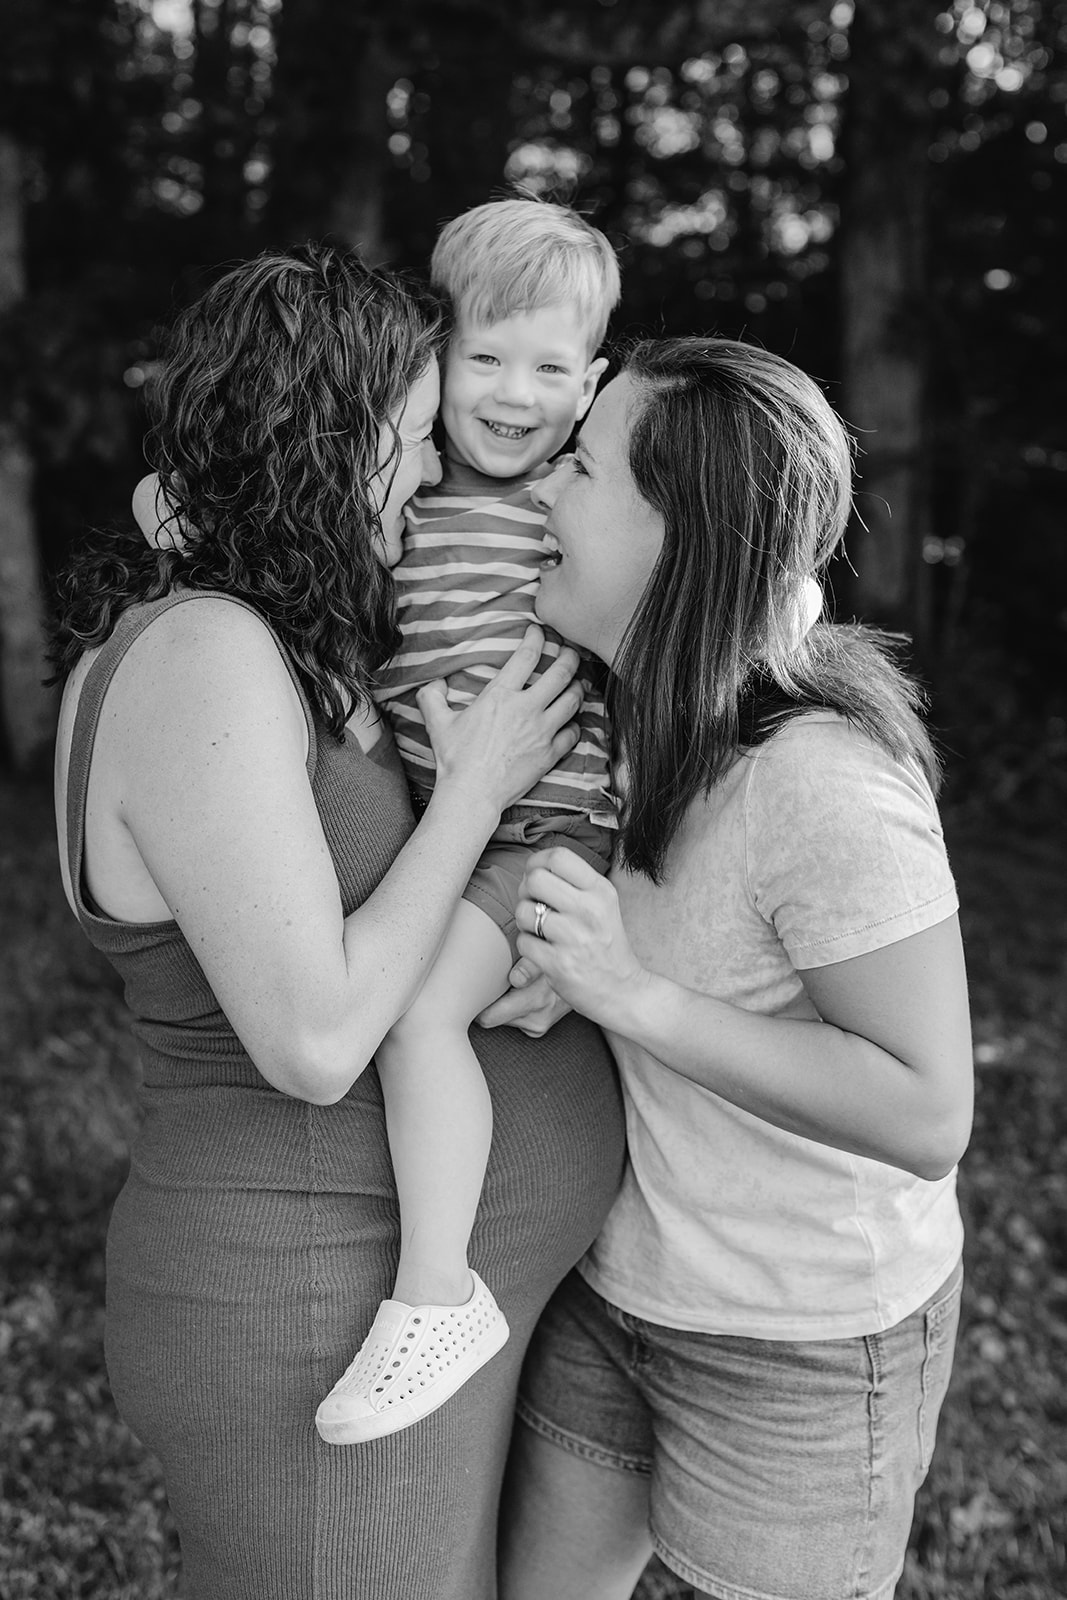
[[375, 898, 514, 1308], [314, 904, 513, 1445]]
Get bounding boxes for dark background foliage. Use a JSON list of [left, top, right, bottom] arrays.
[[1, 1, 1065, 1595], [2, 0, 1065, 798]]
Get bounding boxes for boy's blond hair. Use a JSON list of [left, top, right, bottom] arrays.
[[430, 197, 621, 354]]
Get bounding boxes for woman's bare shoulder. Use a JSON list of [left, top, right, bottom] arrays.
[[68, 592, 307, 762], [119, 593, 292, 694], [130, 591, 282, 655]]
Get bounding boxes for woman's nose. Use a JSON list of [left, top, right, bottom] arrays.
[[531, 464, 564, 509], [421, 441, 443, 486]]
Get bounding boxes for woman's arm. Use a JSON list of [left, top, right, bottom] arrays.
[[87, 598, 581, 1104], [514, 849, 973, 1181]]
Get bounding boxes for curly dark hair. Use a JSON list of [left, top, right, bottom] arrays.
[[49, 243, 444, 734]]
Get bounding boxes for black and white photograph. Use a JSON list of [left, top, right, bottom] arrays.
[[1, 2, 1064, 1597]]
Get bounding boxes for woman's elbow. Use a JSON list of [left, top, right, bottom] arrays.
[[290, 1072, 354, 1107], [263, 1033, 371, 1106], [905, 1103, 973, 1182], [909, 1148, 964, 1184]]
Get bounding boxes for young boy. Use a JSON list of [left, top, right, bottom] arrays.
[[314, 198, 621, 1444], [133, 198, 622, 1445]]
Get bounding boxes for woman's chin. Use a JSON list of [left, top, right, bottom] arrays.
[[533, 583, 566, 640]]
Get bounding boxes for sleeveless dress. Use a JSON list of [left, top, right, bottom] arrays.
[[65, 592, 624, 1600]]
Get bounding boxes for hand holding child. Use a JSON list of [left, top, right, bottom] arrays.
[[513, 847, 650, 1029], [475, 964, 572, 1037], [420, 629, 583, 821]]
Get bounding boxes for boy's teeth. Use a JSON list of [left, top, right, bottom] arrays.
[[484, 421, 530, 440]]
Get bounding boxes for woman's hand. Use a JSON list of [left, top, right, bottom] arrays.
[[420, 626, 582, 819], [513, 847, 650, 1029], [475, 958, 573, 1038]]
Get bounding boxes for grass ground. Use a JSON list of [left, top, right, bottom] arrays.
[[1, 772, 1065, 1599]]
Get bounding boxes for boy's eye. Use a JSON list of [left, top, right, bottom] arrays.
[[539, 364, 567, 376]]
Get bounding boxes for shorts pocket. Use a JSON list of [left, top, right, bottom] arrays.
[[918, 1263, 962, 1474]]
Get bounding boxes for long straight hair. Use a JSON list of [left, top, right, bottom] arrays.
[[50, 245, 443, 734], [610, 338, 939, 881]]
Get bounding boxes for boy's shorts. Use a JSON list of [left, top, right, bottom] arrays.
[[516, 1263, 962, 1600], [464, 804, 614, 961]]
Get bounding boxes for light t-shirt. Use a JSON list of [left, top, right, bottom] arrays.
[[581, 713, 963, 1340]]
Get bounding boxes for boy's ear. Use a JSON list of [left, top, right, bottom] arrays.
[[133, 473, 187, 551], [575, 355, 609, 419]]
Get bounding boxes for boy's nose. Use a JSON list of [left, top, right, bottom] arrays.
[[493, 367, 536, 407]]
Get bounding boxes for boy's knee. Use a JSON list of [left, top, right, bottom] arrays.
[[384, 991, 477, 1051]]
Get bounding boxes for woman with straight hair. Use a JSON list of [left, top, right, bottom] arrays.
[[486, 337, 972, 1600], [50, 243, 624, 1600]]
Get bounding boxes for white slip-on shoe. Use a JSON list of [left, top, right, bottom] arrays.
[[315, 1271, 509, 1445]]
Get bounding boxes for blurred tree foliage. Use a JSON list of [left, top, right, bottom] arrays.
[[0, 0, 1064, 785]]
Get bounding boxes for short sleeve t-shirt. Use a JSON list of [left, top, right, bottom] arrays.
[[581, 713, 963, 1340]]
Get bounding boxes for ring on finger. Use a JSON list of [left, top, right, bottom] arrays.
[[533, 900, 549, 940]]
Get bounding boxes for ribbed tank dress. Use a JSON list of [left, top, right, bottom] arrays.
[[64, 593, 625, 1600]]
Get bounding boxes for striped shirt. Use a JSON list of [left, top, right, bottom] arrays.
[[374, 459, 615, 819]]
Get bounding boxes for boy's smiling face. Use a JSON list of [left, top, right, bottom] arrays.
[[441, 304, 607, 480]]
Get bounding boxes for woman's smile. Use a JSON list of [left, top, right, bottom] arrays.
[[539, 530, 563, 570], [532, 374, 666, 665]]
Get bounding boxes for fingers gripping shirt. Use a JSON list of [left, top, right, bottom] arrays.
[[374, 460, 615, 821]]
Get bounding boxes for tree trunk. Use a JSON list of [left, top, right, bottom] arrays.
[[327, 19, 395, 260], [420, 9, 520, 224], [837, 0, 935, 641], [268, 0, 395, 260], [194, 0, 256, 250], [0, 132, 55, 774]]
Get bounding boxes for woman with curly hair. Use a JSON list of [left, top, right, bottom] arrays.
[[51, 244, 623, 1600]]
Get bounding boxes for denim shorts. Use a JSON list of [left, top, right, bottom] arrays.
[[463, 805, 614, 960], [516, 1261, 963, 1600]]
